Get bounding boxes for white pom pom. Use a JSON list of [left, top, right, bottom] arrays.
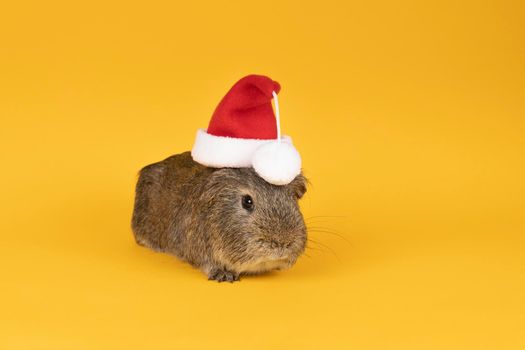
[[252, 141, 302, 185]]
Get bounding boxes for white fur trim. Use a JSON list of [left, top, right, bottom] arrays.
[[252, 141, 302, 185], [191, 129, 293, 168]]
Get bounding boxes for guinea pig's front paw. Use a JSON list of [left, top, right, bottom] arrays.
[[208, 268, 240, 283]]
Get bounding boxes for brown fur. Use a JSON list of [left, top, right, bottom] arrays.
[[131, 152, 307, 282]]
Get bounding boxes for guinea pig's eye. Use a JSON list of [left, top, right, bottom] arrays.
[[241, 195, 254, 211]]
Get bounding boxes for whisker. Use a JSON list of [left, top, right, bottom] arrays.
[[307, 226, 345, 235], [307, 228, 352, 245], [305, 215, 348, 221], [306, 223, 346, 234], [307, 238, 341, 261], [305, 245, 327, 252]]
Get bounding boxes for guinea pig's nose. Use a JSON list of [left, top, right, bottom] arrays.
[[269, 238, 294, 249]]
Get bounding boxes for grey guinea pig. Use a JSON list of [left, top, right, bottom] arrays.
[[131, 151, 307, 282]]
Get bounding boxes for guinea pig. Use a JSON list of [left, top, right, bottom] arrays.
[[131, 151, 307, 282]]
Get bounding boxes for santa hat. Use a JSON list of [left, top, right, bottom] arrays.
[[191, 75, 301, 185]]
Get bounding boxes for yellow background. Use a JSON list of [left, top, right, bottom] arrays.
[[1, 0, 524, 349]]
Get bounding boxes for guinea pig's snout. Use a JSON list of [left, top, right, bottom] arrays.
[[269, 239, 293, 249], [267, 229, 307, 251]]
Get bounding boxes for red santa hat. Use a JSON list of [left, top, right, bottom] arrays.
[[191, 75, 301, 185]]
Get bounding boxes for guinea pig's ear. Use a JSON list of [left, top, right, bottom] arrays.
[[288, 174, 308, 199]]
